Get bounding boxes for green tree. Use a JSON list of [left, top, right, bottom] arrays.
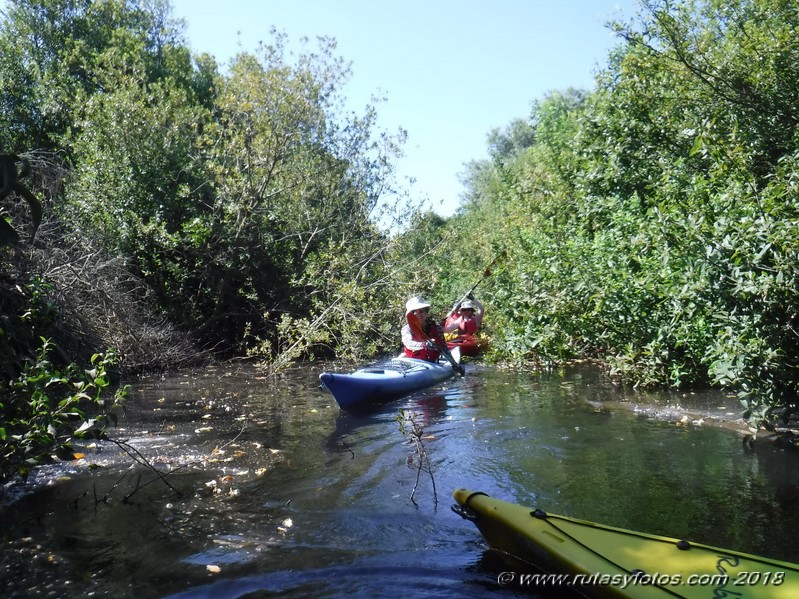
[[174, 33, 409, 354], [438, 0, 799, 431]]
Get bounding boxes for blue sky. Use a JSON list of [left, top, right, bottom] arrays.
[[170, 0, 640, 216]]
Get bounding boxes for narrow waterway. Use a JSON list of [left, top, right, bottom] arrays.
[[2, 362, 798, 598]]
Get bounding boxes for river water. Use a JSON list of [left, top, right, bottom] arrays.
[[1, 362, 798, 598]]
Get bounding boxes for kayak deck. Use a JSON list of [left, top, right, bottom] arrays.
[[320, 357, 457, 411], [453, 489, 799, 599]]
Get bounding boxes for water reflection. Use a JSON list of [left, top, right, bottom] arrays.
[[1, 363, 798, 598]]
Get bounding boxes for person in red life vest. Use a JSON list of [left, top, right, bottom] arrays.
[[401, 296, 445, 362], [443, 297, 484, 336]]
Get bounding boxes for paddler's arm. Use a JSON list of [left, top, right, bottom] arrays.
[[442, 301, 462, 333], [401, 322, 426, 351], [442, 314, 461, 334]]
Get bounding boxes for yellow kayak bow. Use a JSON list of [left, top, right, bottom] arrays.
[[453, 489, 799, 599]]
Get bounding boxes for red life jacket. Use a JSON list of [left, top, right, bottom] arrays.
[[459, 316, 478, 335], [447, 314, 478, 335], [404, 318, 442, 362]]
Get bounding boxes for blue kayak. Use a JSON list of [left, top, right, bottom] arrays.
[[320, 355, 459, 411]]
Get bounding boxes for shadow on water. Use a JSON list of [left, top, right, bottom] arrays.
[[1, 362, 799, 598]]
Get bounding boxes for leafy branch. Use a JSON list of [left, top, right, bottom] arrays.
[[396, 409, 438, 508], [0, 340, 127, 480]]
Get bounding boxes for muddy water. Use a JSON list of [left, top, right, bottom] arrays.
[[1, 363, 798, 598]]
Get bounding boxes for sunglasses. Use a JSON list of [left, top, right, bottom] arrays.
[[413, 308, 430, 315]]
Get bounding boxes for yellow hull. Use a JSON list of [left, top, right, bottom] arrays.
[[453, 489, 799, 599]]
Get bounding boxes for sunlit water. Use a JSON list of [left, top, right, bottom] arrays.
[[2, 362, 798, 598]]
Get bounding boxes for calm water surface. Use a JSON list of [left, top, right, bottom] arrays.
[[2, 362, 798, 598]]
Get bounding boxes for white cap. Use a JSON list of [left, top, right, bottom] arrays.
[[405, 296, 431, 315]]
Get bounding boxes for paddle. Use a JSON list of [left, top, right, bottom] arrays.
[[429, 318, 465, 376], [455, 250, 507, 306], [449, 251, 507, 315]]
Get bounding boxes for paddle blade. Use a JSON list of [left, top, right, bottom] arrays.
[[450, 345, 461, 364]]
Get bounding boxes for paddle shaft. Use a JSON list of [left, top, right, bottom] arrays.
[[454, 251, 506, 308], [458, 278, 485, 307]]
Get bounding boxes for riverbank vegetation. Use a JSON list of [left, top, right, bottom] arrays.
[[426, 0, 799, 438], [2, 0, 798, 478]]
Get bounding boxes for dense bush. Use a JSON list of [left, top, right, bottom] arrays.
[[0, 0, 418, 477], [432, 0, 799, 431]]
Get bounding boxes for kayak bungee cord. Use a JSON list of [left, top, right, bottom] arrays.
[[528, 510, 688, 598], [453, 492, 689, 598]]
